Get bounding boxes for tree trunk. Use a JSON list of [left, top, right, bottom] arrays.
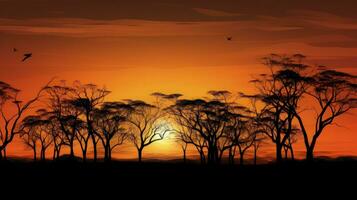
[[138, 149, 143, 163], [306, 148, 314, 162], [290, 146, 295, 161], [79, 140, 88, 162], [254, 147, 257, 165], [214, 145, 219, 164], [53, 147, 57, 160], [82, 149, 87, 162], [108, 149, 112, 160], [306, 134, 319, 162], [183, 149, 186, 163], [33, 147, 37, 161], [207, 143, 218, 165], [276, 143, 283, 163], [91, 135, 97, 162], [70, 140, 75, 158], [284, 147, 288, 159], [228, 147, 233, 165], [239, 152, 244, 165], [104, 145, 108, 162], [207, 145, 212, 164], [53, 144, 61, 160], [229, 146, 236, 165], [3, 148, 7, 160], [199, 151, 205, 164], [104, 144, 111, 162], [41, 148, 46, 161], [57, 146, 61, 159]]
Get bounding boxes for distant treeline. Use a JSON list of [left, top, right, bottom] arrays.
[[0, 54, 355, 164]]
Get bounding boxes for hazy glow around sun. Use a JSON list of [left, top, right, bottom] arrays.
[[146, 119, 181, 156]]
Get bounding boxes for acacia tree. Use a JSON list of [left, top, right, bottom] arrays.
[[20, 114, 53, 161], [170, 90, 256, 165], [125, 99, 171, 162], [240, 94, 268, 165], [175, 127, 207, 164], [72, 119, 88, 161], [250, 54, 309, 162], [209, 91, 238, 163], [151, 92, 195, 163], [71, 82, 110, 162], [20, 116, 40, 161], [168, 93, 231, 165], [35, 109, 63, 160], [222, 108, 249, 165], [0, 80, 48, 160], [37, 121, 53, 160], [254, 54, 356, 162], [282, 129, 298, 160], [293, 69, 357, 161], [252, 132, 265, 165], [45, 84, 81, 158], [235, 123, 255, 165], [93, 102, 129, 162], [45, 113, 66, 160], [176, 137, 188, 163]]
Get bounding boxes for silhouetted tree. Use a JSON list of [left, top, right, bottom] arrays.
[[20, 116, 40, 161], [174, 125, 207, 164], [71, 81, 110, 162], [45, 83, 80, 158], [249, 54, 310, 162], [252, 132, 265, 165], [0, 80, 49, 160], [223, 107, 250, 165], [35, 109, 63, 160], [93, 102, 129, 162], [240, 93, 268, 165], [38, 125, 53, 160], [152, 93, 194, 163], [126, 99, 171, 162], [168, 92, 232, 165], [293, 69, 357, 161], [72, 118, 88, 161], [282, 128, 298, 160], [20, 112, 53, 161], [169, 90, 259, 165], [179, 140, 188, 163], [236, 130, 254, 165], [43, 111, 66, 160], [253, 54, 356, 162], [174, 128, 189, 163], [209, 91, 238, 163]]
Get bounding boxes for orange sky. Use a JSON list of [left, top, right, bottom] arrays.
[[0, 0, 356, 160]]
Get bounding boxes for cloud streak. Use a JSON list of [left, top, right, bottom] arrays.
[[0, 18, 304, 38], [193, 8, 241, 17], [289, 10, 357, 30], [1, 9, 357, 40]]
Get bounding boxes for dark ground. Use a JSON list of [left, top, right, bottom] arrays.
[[1, 157, 356, 198]]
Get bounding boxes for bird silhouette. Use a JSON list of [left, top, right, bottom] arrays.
[[22, 53, 32, 62], [13, 48, 18, 52], [227, 37, 232, 41]]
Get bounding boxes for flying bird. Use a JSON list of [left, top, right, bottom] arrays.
[[22, 53, 32, 62], [226, 37, 232, 41], [13, 48, 18, 52]]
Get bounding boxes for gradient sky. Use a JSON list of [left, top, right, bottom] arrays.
[[0, 0, 356, 160]]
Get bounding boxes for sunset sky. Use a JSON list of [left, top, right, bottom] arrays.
[[0, 0, 356, 160]]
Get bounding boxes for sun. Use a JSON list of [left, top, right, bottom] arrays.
[[146, 119, 181, 158]]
